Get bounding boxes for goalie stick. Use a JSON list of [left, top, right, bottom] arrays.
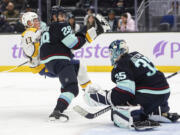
[[1, 61, 29, 73], [74, 70, 180, 119], [73, 105, 111, 119], [166, 70, 180, 79]]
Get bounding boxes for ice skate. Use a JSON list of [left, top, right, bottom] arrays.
[[132, 119, 160, 131], [162, 112, 180, 122], [49, 110, 69, 122]]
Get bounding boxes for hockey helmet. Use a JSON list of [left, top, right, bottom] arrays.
[[109, 40, 129, 65], [67, 13, 75, 20], [51, 5, 66, 16], [21, 12, 38, 27]]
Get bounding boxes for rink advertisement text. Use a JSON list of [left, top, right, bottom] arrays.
[[11, 44, 110, 59], [153, 40, 180, 59], [1, 33, 180, 72]]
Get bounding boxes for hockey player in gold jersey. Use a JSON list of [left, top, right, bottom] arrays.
[[21, 12, 46, 74]]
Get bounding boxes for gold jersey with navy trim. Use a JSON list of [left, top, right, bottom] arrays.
[[21, 28, 45, 73]]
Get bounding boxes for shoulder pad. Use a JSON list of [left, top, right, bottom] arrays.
[[21, 28, 37, 37]]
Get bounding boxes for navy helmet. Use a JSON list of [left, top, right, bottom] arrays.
[[67, 13, 75, 20], [109, 40, 129, 65], [51, 5, 66, 17]]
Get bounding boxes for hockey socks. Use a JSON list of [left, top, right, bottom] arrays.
[[49, 99, 69, 122], [49, 92, 75, 121], [55, 98, 69, 113], [55, 92, 75, 111]]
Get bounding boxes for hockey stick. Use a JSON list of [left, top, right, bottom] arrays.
[[1, 61, 29, 73], [73, 105, 111, 119], [166, 70, 180, 79]]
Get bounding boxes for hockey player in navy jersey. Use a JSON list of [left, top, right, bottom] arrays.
[[21, 10, 100, 121], [83, 39, 180, 130], [40, 6, 109, 121]]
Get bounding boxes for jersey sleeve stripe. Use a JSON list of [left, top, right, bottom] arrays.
[[114, 87, 134, 97], [40, 53, 70, 60], [40, 55, 71, 64], [137, 88, 170, 95], [116, 80, 135, 95], [136, 86, 169, 90], [72, 37, 81, 49]]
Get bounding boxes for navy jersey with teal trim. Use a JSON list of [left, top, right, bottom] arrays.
[[40, 22, 86, 63], [111, 51, 169, 97]]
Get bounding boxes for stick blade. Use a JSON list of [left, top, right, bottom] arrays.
[[73, 105, 94, 119]]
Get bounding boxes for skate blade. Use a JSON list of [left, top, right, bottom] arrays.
[[48, 116, 69, 122], [134, 125, 159, 131]]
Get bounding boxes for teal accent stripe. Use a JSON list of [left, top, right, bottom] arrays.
[[59, 92, 75, 104], [117, 80, 135, 95], [62, 34, 78, 48], [40, 56, 70, 64], [115, 108, 130, 118], [137, 88, 170, 95], [114, 119, 128, 128]]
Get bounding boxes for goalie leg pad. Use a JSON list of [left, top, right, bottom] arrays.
[[112, 106, 160, 130], [83, 90, 110, 107], [112, 105, 142, 129]]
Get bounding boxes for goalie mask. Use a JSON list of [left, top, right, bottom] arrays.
[[109, 40, 129, 65]]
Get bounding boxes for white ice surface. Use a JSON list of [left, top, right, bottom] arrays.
[[0, 72, 180, 135]]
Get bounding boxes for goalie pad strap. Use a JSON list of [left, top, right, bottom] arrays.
[[83, 90, 110, 107]]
